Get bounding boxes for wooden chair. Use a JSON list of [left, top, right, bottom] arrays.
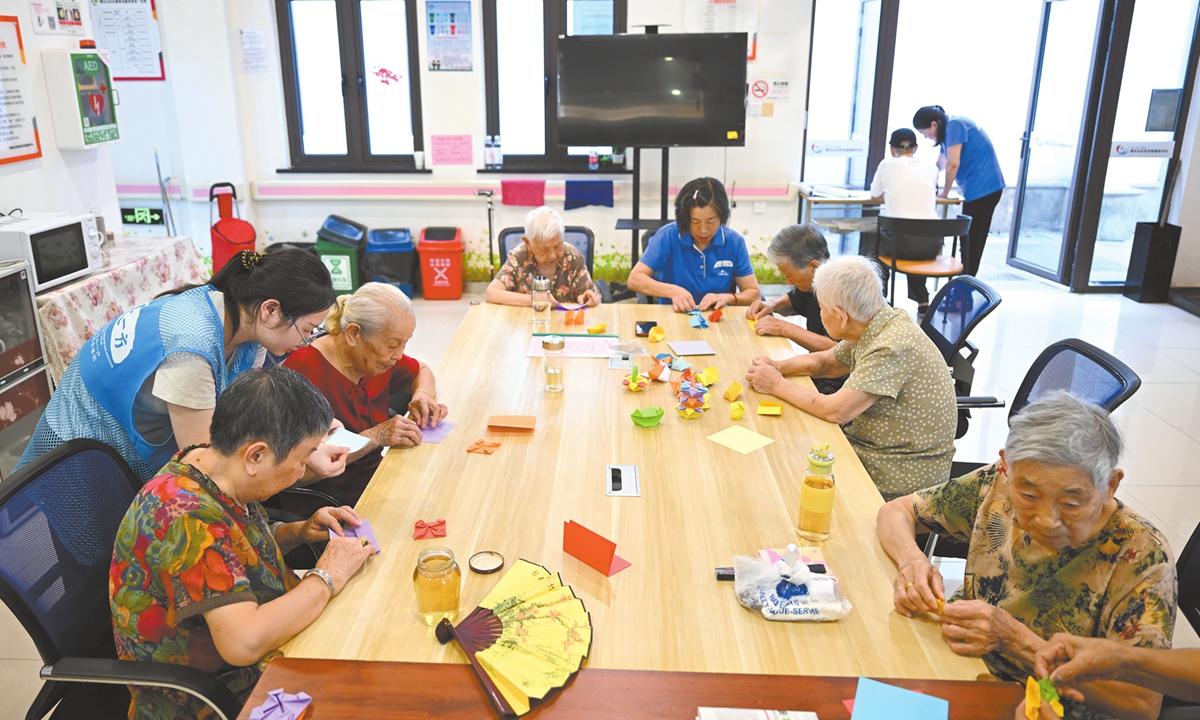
[[875, 216, 973, 304]]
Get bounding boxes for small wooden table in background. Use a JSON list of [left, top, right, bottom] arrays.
[[283, 303, 987, 687]]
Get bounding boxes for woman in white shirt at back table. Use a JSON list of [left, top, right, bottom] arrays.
[[869, 128, 940, 317]]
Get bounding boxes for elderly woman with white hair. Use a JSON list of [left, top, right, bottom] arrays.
[[284, 282, 448, 505], [486, 205, 601, 307], [878, 392, 1177, 720], [744, 254, 956, 498]]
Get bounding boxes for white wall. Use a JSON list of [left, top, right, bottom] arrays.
[[0, 0, 120, 228], [108, 0, 814, 280]]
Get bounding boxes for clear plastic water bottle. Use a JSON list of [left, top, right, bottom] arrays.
[[532, 275, 552, 330], [543, 335, 564, 392], [588, 151, 599, 171], [798, 444, 836, 542]]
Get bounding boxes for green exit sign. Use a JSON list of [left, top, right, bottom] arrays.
[[121, 207, 164, 225]]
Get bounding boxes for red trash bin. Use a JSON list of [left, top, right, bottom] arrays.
[[417, 227, 465, 300]]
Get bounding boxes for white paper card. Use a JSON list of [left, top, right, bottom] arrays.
[[327, 427, 370, 453]]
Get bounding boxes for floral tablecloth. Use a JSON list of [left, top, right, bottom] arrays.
[[37, 236, 209, 383]]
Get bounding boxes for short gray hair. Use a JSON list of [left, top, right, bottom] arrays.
[[210, 366, 332, 461], [1004, 391, 1123, 488], [812, 255, 886, 322], [767, 224, 830, 269], [524, 206, 565, 245], [326, 282, 414, 338]]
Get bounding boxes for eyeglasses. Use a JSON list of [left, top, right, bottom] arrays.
[[290, 320, 312, 347]]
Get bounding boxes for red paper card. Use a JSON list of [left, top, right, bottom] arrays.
[[563, 520, 631, 576]]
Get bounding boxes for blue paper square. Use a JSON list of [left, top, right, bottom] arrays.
[[850, 677, 948, 720]]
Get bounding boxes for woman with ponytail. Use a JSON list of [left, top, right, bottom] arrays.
[[17, 249, 346, 482], [912, 105, 1005, 278], [284, 282, 447, 506]]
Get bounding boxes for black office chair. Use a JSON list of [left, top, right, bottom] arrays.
[[0, 439, 243, 720], [926, 340, 1143, 559], [874, 216, 972, 305], [919, 276, 1003, 439]]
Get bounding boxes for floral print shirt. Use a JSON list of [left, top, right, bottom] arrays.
[[495, 243, 598, 303], [109, 449, 298, 720], [914, 462, 1177, 720]]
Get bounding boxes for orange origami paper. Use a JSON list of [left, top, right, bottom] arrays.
[[564, 310, 584, 325], [708, 308, 723, 322], [487, 415, 536, 430], [468, 439, 501, 454], [757, 401, 784, 416], [413, 518, 447, 539]]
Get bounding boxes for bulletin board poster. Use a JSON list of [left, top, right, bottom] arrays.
[[684, 0, 759, 60], [88, 0, 164, 80], [28, 1, 85, 35], [0, 17, 44, 166], [427, 1, 472, 71]]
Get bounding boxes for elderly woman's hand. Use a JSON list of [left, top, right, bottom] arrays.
[[300, 505, 362, 544], [578, 288, 601, 307], [746, 299, 773, 320], [308, 442, 349, 478], [407, 393, 448, 430], [892, 557, 945, 617], [315, 535, 376, 595], [1034, 634, 1117, 701], [371, 414, 423, 447], [744, 357, 785, 395], [940, 600, 1037, 657], [754, 315, 786, 337]]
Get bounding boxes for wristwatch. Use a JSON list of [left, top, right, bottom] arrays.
[[302, 567, 335, 600]]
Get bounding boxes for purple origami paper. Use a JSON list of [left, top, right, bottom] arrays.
[[328, 518, 380, 553], [248, 688, 312, 720], [420, 420, 457, 444]]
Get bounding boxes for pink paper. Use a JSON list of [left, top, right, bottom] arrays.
[[430, 134, 474, 165]]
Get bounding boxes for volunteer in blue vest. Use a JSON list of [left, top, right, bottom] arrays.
[[626, 177, 760, 312], [913, 106, 1005, 277], [17, 249, 349, 483]]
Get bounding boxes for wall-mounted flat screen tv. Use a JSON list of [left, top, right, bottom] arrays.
[[557, 33, 747, 148]]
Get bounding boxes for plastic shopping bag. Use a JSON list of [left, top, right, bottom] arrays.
[[734, 544, 852, 621]]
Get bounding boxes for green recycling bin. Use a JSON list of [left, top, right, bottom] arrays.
[[315, 215, 368, 292]]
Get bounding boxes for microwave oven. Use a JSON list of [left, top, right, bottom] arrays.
[[0, 212, 103, 293]]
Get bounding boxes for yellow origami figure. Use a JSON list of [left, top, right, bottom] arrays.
[[724, 381, 743, 402], [730, 401, 745, 420], [677, 406, 702, 419], [648, 326, 665, 343], [696, 367, 719, 386], [1024, 677, 1064, 720], [587, 322, 607, 334]]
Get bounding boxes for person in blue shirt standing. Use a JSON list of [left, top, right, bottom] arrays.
[[626, 177, 760, 312], [913, 106, 1005, 277]]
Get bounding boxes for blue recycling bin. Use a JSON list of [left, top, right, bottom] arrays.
[[364, 228, 419, 297]]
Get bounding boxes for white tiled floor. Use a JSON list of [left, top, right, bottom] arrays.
[[4, 242, 1200, 716]]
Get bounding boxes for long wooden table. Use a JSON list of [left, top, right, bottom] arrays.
[[237, 659, 1022, 720], [284, 304, 987, 681]]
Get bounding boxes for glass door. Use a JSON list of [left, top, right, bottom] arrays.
[[1007, 0, 1103, 282], [1083, 0, 1200, 286]]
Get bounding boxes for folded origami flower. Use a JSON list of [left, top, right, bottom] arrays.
[[414, 518, 447, 540], [468, 439, 501, 455], [248, 689, 312, 720]]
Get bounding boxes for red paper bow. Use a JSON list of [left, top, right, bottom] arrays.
[[413, 518, 447, 539]]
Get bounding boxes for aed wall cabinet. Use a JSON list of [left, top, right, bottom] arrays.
[[42, 49, 120, 149]]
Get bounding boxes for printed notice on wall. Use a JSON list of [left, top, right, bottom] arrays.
[[426, 0, 472, 71], [28, 1, 84, 35], [748, 76, 790, 101], [0, 16, 43, 165], [684, 0, 758, 60], [239, 28, 270, 74], [430, 134, 473, 165], [88, 0, 164, 80]]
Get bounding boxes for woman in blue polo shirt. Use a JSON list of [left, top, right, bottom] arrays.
[[626, 177, 760, 312], [913, 106, 1005, 277]]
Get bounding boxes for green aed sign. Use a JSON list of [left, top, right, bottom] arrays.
[[72, 53, 119, 146]]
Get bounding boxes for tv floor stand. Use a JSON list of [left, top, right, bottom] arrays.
[[616, 147, 672, 264]]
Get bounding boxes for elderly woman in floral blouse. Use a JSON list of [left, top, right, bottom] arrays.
[[877, 392, 1177, 720], [485, 206, 601, 307]]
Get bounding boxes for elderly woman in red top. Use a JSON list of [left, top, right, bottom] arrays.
[[284, 282, 447, 505]]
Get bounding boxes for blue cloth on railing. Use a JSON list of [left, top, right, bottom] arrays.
[[564, 180, 614, 210]]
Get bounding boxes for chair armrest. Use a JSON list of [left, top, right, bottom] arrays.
[[280, 486, 341, 508], [957, 396, 1006, 409], [595, 279, 613, 304], [42, 657, 243, 720]]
